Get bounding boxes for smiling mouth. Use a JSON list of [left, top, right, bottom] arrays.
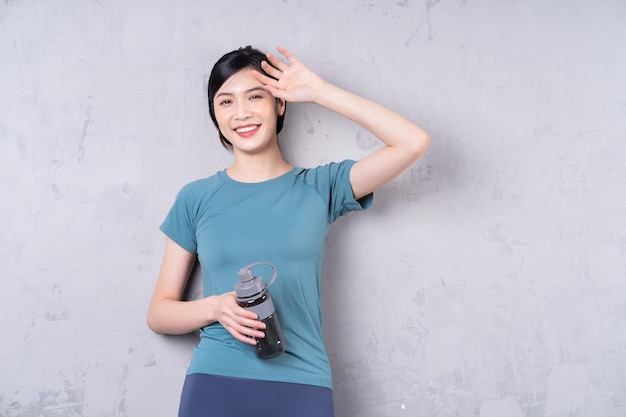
[[235, 125, 259, 133]]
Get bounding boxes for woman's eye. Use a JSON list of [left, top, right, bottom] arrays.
[[219, 99, 232, 106], [250, 94, 263, 100]]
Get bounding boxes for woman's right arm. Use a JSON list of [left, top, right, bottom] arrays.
[[146, 237, 265, 344]]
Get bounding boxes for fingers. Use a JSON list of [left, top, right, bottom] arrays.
[[265, 52, 288, 73], [215, 293, 266, 345], [251, 68, 277, 87], [263, 46, 298, 76], [224, 315, 266, 345], [250, 70, 282, 99], [266, 45, 297, 68], [275, 46, 297, 64], [258, 62, 281, 82]]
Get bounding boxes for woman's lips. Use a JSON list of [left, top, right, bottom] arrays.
[[234, 124, 260, 137]]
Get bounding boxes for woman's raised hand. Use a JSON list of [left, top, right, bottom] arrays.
[[253, 46, 326, 103]]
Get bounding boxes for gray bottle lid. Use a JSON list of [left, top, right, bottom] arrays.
[[235, 262, 277, 299]]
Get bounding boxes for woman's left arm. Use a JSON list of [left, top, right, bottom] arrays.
[[315, 83, 430, 199], [255, 47, 430, 200]]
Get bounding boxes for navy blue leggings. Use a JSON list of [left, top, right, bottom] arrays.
[[178, 373, 335, 417]]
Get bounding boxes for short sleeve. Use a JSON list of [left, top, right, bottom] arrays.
[[321, 160, 374, 223], [159, 185, 199, 254]]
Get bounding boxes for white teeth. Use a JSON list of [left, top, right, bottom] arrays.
[[236, 125, 258, 133]]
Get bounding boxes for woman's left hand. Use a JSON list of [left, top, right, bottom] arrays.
[[252, 46, 326, 103]]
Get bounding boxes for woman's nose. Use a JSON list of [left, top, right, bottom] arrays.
[[235, 100, 252, 119]]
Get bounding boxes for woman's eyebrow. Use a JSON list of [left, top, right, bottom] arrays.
[[215, 86, 266, 99]]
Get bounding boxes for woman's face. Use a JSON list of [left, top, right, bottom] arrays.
[[213, 67, 285, 155]]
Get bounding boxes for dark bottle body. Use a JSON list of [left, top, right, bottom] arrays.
[[256, 313, 286, 359], [238, 290, 286, 359]]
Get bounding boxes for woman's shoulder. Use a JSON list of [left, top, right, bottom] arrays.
[[295, 159, 356, 181], [175, 171, 225, 201]]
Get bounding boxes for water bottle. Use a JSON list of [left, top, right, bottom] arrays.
[[235, 261, 286, 359]]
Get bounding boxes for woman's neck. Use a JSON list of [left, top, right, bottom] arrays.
[[226, 152, 293, 183]]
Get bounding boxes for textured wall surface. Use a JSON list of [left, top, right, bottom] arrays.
[[1, 1, 625, 416]]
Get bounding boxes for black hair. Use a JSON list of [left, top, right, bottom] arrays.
[[208, 46, 286, 149]]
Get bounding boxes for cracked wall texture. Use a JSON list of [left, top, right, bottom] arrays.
[[1, 0, 625, 416]]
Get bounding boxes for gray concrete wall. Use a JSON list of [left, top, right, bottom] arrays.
[[1, 1, 625, 416]]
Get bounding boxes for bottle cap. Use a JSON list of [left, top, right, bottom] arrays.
[[234, 262, 277, 300]]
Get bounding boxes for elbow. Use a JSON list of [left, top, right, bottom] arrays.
[[146, 308, 165, 335], [146, 316, 159, 335], [147, 320, 165, 336], [146, 319, 159, 335], [420, 130, 431, 153], [409, 129, 430, 160]]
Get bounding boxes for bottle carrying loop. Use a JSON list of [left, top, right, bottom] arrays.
[[238, 261, 277, 287]]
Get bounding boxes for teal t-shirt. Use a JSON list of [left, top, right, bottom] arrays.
[[160, 160, 373, 389]]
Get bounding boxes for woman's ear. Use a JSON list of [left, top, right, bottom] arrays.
[[276, 98, 286, 116]]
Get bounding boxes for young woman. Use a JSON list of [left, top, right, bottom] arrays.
[[147, 45, 429, 417]]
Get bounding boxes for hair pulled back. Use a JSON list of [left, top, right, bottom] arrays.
[[208, 46, 286, 149]]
